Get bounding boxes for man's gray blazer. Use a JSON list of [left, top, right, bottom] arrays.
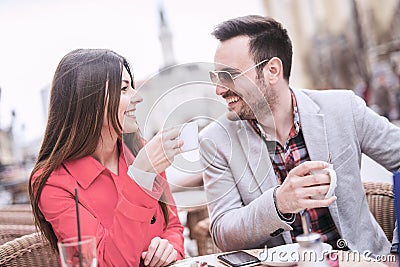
[[199, 88, 400, 256]]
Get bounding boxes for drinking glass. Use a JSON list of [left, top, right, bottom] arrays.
[[58, 236, 97, 267]]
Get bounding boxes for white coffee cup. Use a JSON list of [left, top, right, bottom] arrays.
[[179, 121, 199, 152], [310, 163, 337, 200]]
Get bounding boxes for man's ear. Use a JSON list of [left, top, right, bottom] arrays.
[[264, 57, 283, 85]]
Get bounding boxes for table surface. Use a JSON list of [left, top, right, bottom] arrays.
[[173, 249, 397, 267]]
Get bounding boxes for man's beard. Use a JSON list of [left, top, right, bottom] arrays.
[[227, 80, 276, 121]]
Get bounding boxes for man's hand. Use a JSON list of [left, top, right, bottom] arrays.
[[275, 161, 337, 214], [141, 237, 178, 267]]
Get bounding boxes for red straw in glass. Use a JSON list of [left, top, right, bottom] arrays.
[[75, 188, 83, 267]]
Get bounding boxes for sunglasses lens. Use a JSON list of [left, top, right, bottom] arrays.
[[218, 72, 230, 82], [218, 72, 234, 89], [209, 71, 234, 89], [209, 72, 219, 85]]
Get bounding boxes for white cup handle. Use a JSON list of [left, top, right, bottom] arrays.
[[324, 168, 337, 199]]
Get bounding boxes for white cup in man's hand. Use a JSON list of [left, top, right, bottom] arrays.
[[310, 163, 337, 200], [179, 121, 199, 152]]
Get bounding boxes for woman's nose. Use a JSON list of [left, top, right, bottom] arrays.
[[131, 89, 143, 103]]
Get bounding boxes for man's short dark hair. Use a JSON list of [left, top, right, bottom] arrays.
[[212, 15, 292, 82]]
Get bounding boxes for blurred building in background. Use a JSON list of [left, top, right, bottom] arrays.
[[0, 88, 30, 205], [0, 86, 12, 165], [263, 0, 400, 89], [135, 5, 223, 139], [0, 88, 16, 165], [0, 130, 13, 165], [263, 0, 400, 119]]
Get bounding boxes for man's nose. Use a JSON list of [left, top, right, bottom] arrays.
[[216, 84, 229, 96]]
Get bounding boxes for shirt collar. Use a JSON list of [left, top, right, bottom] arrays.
[[63, 141, 131, 189], [291, 89, 301, 134], [63, 156, 106, 189]]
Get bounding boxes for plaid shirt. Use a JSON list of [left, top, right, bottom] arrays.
[[249, 90, 342, 249]]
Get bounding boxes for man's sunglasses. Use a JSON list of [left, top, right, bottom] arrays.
[[209, 58, 270, 90]]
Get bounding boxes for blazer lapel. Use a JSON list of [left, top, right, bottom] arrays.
[[293, 88, 330, 162], [299, 112, 330, 162], [237, 121, 278, 193], [293, 88, 342, 234]]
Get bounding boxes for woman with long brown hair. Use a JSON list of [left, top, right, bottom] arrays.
[[29, 49, 185, 266]]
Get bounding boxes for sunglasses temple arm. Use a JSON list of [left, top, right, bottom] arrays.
[[233, 58, 270, 80]]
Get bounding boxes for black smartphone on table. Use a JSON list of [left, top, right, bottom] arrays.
[[217, 251, 261, 267]]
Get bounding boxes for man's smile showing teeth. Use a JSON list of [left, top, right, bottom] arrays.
[[227, 96, 239, 104]]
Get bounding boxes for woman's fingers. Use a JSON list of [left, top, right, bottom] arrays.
[[143, 237, 160, 265], [159, 127, 180, 141], [148, 239, 168, 267], [164, 250, 178, 266], [143, 237, 177, 267], [154, 243, 174, 267]]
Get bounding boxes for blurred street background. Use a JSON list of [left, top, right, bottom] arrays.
[[1, 0, 400, 256]]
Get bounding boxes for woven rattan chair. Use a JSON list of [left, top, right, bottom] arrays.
[[0, 204, 32, 213], [186, 206, 209, 241], [0, 232, 60, 267], [187, 206, 221, 256], [0, 225, 37, 245], [363, 181, 394, 241], [0, 211, 34, 225], [191, 217, 221, 256], [0, 204, 34, 226]]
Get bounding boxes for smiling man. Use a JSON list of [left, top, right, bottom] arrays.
[[199, 15, 400, 257]]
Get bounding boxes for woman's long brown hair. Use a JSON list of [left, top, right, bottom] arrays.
[[28, 49, 169, 251]]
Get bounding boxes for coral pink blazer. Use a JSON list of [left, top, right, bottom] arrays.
[[34, 145, 184, 266]]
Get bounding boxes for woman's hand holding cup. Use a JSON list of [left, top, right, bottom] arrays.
[[132, 127, 183, 174]]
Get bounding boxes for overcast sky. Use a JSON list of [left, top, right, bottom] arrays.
[[0, 0, 264, 142]]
